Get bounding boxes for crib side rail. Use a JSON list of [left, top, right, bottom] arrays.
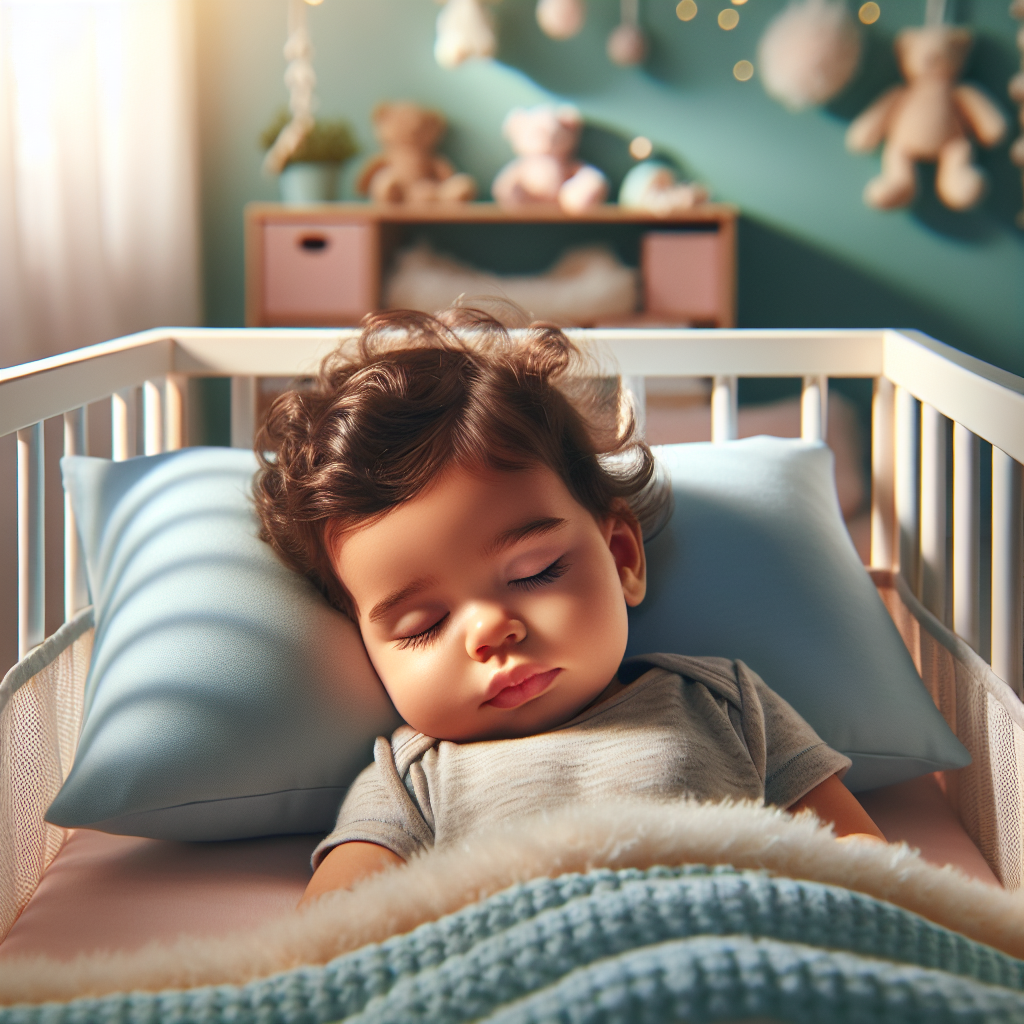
[[873, 330, 1024, 698], [2, 326, 1022, 700]]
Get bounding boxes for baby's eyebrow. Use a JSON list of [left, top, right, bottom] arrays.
[[486, 516, 567, 556], [368, 577, 436, 623]]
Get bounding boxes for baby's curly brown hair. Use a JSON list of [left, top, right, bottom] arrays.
[[254, 307, 667, 616]]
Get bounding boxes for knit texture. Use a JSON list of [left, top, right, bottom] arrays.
[[2, 866, 1023, 1023]]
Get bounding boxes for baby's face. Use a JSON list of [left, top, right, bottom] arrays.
[[330, 465, 646, 742]]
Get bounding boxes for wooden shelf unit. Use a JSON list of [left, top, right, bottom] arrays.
[[245, 201, 738, 329]]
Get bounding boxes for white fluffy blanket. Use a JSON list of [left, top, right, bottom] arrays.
[[383, 243, 638, 326], [1, 799, 1021, 1005]]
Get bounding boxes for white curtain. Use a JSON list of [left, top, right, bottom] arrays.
[[0, 0, 201, 368]]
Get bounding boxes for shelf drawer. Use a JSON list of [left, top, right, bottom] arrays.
[[262, 222, 377, 324], [642, 231, 729, 326]]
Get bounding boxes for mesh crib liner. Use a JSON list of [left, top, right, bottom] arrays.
[[0, 571, 1022, 949]]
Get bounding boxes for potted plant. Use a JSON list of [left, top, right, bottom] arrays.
[[260, 110, 359, 203]]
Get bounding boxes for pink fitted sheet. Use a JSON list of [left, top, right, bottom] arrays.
[[0, 831, 317, 960], [0, 773, 998, 962]]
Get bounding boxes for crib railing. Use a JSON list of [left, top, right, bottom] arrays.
[[1, 327, 1022, 698]]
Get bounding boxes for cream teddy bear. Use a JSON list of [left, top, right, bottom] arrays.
[[357, 102, 477, 204], [491, 105, 609, 215], [846, 25, 1006, 211]]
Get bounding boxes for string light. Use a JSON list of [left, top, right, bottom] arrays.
[[733, 59, 754, 81], [676, 0, 697, 21], [859, 2, 880, 24], [732, 0, 748, 5], [629, 136, 654, 159], [718, 8, 739, 29]]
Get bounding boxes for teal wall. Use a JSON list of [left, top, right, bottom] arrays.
[[196, 0, 1023, 374]]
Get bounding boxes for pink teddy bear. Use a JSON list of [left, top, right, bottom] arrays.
[[491, 104, 609, 215]]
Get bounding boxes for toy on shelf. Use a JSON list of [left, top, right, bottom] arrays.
[[536, 0, 585, 39], [492, 104, 609, 214], [757, 0, 861, 111], [357, 102, 477, 204], [1010, 0, 1024, 228], [845, 24, 1007, 211], [619, 161, 708, 214], [607, 0, 646, 67], [434, 0, 497, 69]]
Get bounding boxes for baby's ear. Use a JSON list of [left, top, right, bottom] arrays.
[[606, 509, 646, 607]]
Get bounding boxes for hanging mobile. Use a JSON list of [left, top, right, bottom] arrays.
[[845, 0, 1006, 210], [435, 0, 497, 69], [263, 0, 317, 174], [536, 0, 586, 40], [607, 0, 646, 66], [1009, 0, 1024, 227]]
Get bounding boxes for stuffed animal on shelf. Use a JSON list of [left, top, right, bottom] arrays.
[[357, 102, 477, 204], [492, 104, 609, 214], [618, 161, 708, 214], [845, 25, 1007, 211]]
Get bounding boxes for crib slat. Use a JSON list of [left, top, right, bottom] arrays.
[[17, 423, 44, 658], [920, 402, 949, 624], [711, 375, 737, 442], [111, 387, 137, 461], [143, 380, 164, 456], [953, 421, 981, 652], [991, 446, 1023, 698], [63, 409, 89, 622], [800, 375, 828, 443], [230, 376, 257, 450], [165, 373, 187, 451], [871, 377, 896, 571], [894, 386, 921, 595]]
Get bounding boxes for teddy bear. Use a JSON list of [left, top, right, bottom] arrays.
[[356, 102, 477, 204], [845, 25, 1006, 211], [491, 105, 609, 215]]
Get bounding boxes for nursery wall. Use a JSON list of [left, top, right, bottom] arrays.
[[195, 0, 1023, 375]]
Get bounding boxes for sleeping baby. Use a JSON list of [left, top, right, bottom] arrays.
[[253, 308, 884, 904]]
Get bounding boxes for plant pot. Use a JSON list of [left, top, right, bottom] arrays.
[[279, 162, 340, 204]]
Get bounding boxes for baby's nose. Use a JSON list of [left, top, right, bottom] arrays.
[[465, 605, 527, 659]]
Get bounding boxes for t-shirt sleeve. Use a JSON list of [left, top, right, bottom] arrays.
[[739, 661, 852, 808], [311, 736, 435, 869]]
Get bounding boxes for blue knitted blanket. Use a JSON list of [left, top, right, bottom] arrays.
[[3, 864, 1024, 1024]]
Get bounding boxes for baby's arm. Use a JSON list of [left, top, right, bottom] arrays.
[[300, 841, 405, 908], [790, 773, 886, 843]]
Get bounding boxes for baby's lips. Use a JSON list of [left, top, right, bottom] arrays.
[[485, 668, 561, 710]]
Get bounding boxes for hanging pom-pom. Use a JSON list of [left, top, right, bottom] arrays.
[[607, 0, 645, 67], [607, 23, 646, 65], [435, 0, 496, 69], [536, 0, 586, 40], [757, 0, 861, 111]]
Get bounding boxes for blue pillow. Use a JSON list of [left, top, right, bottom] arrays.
[[47, 448, 401, 841], [628, 437, 969, 790], [50, 439, 967, 843]]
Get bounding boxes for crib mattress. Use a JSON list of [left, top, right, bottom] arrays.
[[0, 771, 996, 962]]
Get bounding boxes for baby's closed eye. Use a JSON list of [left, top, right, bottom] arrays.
[[508, 557, 570, 591]]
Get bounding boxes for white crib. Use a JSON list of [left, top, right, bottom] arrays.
[[1, 326, 1023, 938]]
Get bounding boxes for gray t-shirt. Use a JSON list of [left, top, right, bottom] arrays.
[[314, 654, 851, 866]]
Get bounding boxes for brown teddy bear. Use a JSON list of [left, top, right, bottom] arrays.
[[846, 25, 1006, 211], [357, 102, 477, 204]]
